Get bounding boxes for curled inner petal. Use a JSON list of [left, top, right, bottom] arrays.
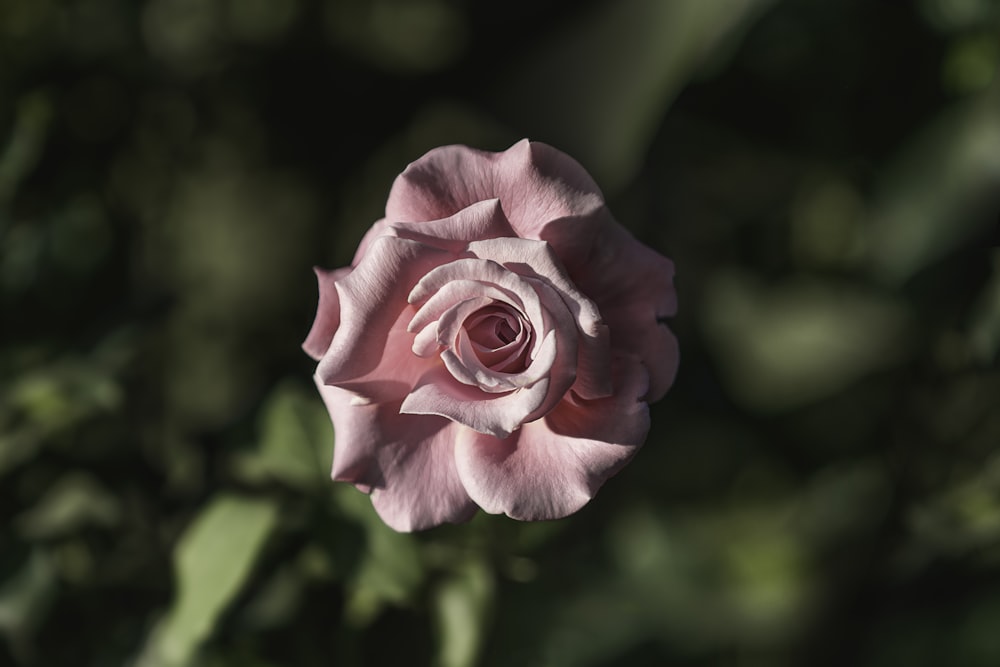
[[464, 306, 529, 370], [467, 307, 521, 349], [407, 259, 565, 393]]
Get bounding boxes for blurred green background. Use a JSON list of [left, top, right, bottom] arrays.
[[2, 0, 999, 665]]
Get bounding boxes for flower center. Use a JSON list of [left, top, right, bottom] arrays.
[[495, 319, 516, 345], [463, 305, 530, 372]]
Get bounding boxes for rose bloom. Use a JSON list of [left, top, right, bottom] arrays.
[[304, 140, 677, 531]]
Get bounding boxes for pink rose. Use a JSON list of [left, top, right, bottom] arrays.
[[304, 139, 678, 531]]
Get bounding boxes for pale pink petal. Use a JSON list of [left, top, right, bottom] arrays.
[[574, 222, 679, 402], [411, 319, 442, 358], [408, 280, 525, 335], [465, 308, 523, 350], [409, 296, 525, 364], [408, 259, 551, 361], [315, 381, 378, 491], [467, 236, 612, 399], [317, 236, 453, 402], [431, 297, 500, 353], [400, 332, 560, 438], [385, 141, 606, 268], [386, 145, 504, 223], [388, 199, 515, 251], [465, 310, 530, 372], [368, 418, 478, 533], [439, 276, 579, 406], [454, 357, 651, 521], [315, 379, 476, 532], [465, 237, 601, 330], [410, 265, 581, 420], [351, 219, 390, 266], [448, 329, 532, 392], [302, 266, 351, 361], [442, 328, 554, 394], [493, 140, 606, 243]]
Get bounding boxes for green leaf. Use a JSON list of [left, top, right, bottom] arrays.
[[136, 494, 279, 667], [433, 558, 493, 667], [232, 381, 333, 489], [702, 272, 911, 412], [0, 91, 52, 206], [15, 471, 121, 539], [0, 355, 124, 477], [0, 550, 56, 662], [333, 485, 425, 625], [864, 88, 1000, 286]]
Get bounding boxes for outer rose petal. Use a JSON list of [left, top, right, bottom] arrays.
[[454, 357, 650, 521], [315, 380, 477, 532], [351, 219, 390, 266], [302, 266, 351, 361], [575, 222, 679, 401], [388, 199, 516, 251], [385, 144, 502, 223], [385, 140, 606, 264], [317, 235, 452, 401]]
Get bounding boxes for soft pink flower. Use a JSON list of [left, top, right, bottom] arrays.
[[304, 139, 678, 531]]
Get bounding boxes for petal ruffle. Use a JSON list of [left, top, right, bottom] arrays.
[[400, 353, 557, 439], [317, 236, 453, 402], [351, 219, 390, 266], [385, 140, 606, 268], [302, 266, 351, 361], [388, 199, 515, 251], [574, 222, 679, 402], [454, 357, 651, 521], [467, 236, 612, 399], [316, 379, 477, 532]]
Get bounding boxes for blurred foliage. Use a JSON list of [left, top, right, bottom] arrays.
[[1, 0, 999, 666]]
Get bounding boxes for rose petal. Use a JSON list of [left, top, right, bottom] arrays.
[[388, 199, 515, 251], [317, 236, 453, 402], [442, 329, 545, 394], [409, 259, 552, 361], [451, 329, 532, 391], [498, 140, 607, 242], [440, 274, 579, 401], [408, 280, 526, 335], [385, 141, 606, 263], [463, 311, 531, 372], [386, 145, 504, 223], [466, 308, 522, 350], [454, 357, 650, 521], [574, 222, 679, 401], [315, 379, 477, 532], [466, 237, 601, 329], [466, 236, 612, 399], [400, 332, 560, 439], [352, 219, 390, 266], [412, 262, 582, 414], [302, 266, 351, 361], [534, 207, 614, 277]]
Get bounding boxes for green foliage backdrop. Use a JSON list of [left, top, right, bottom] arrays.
[[2, 0, 999, 665]]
